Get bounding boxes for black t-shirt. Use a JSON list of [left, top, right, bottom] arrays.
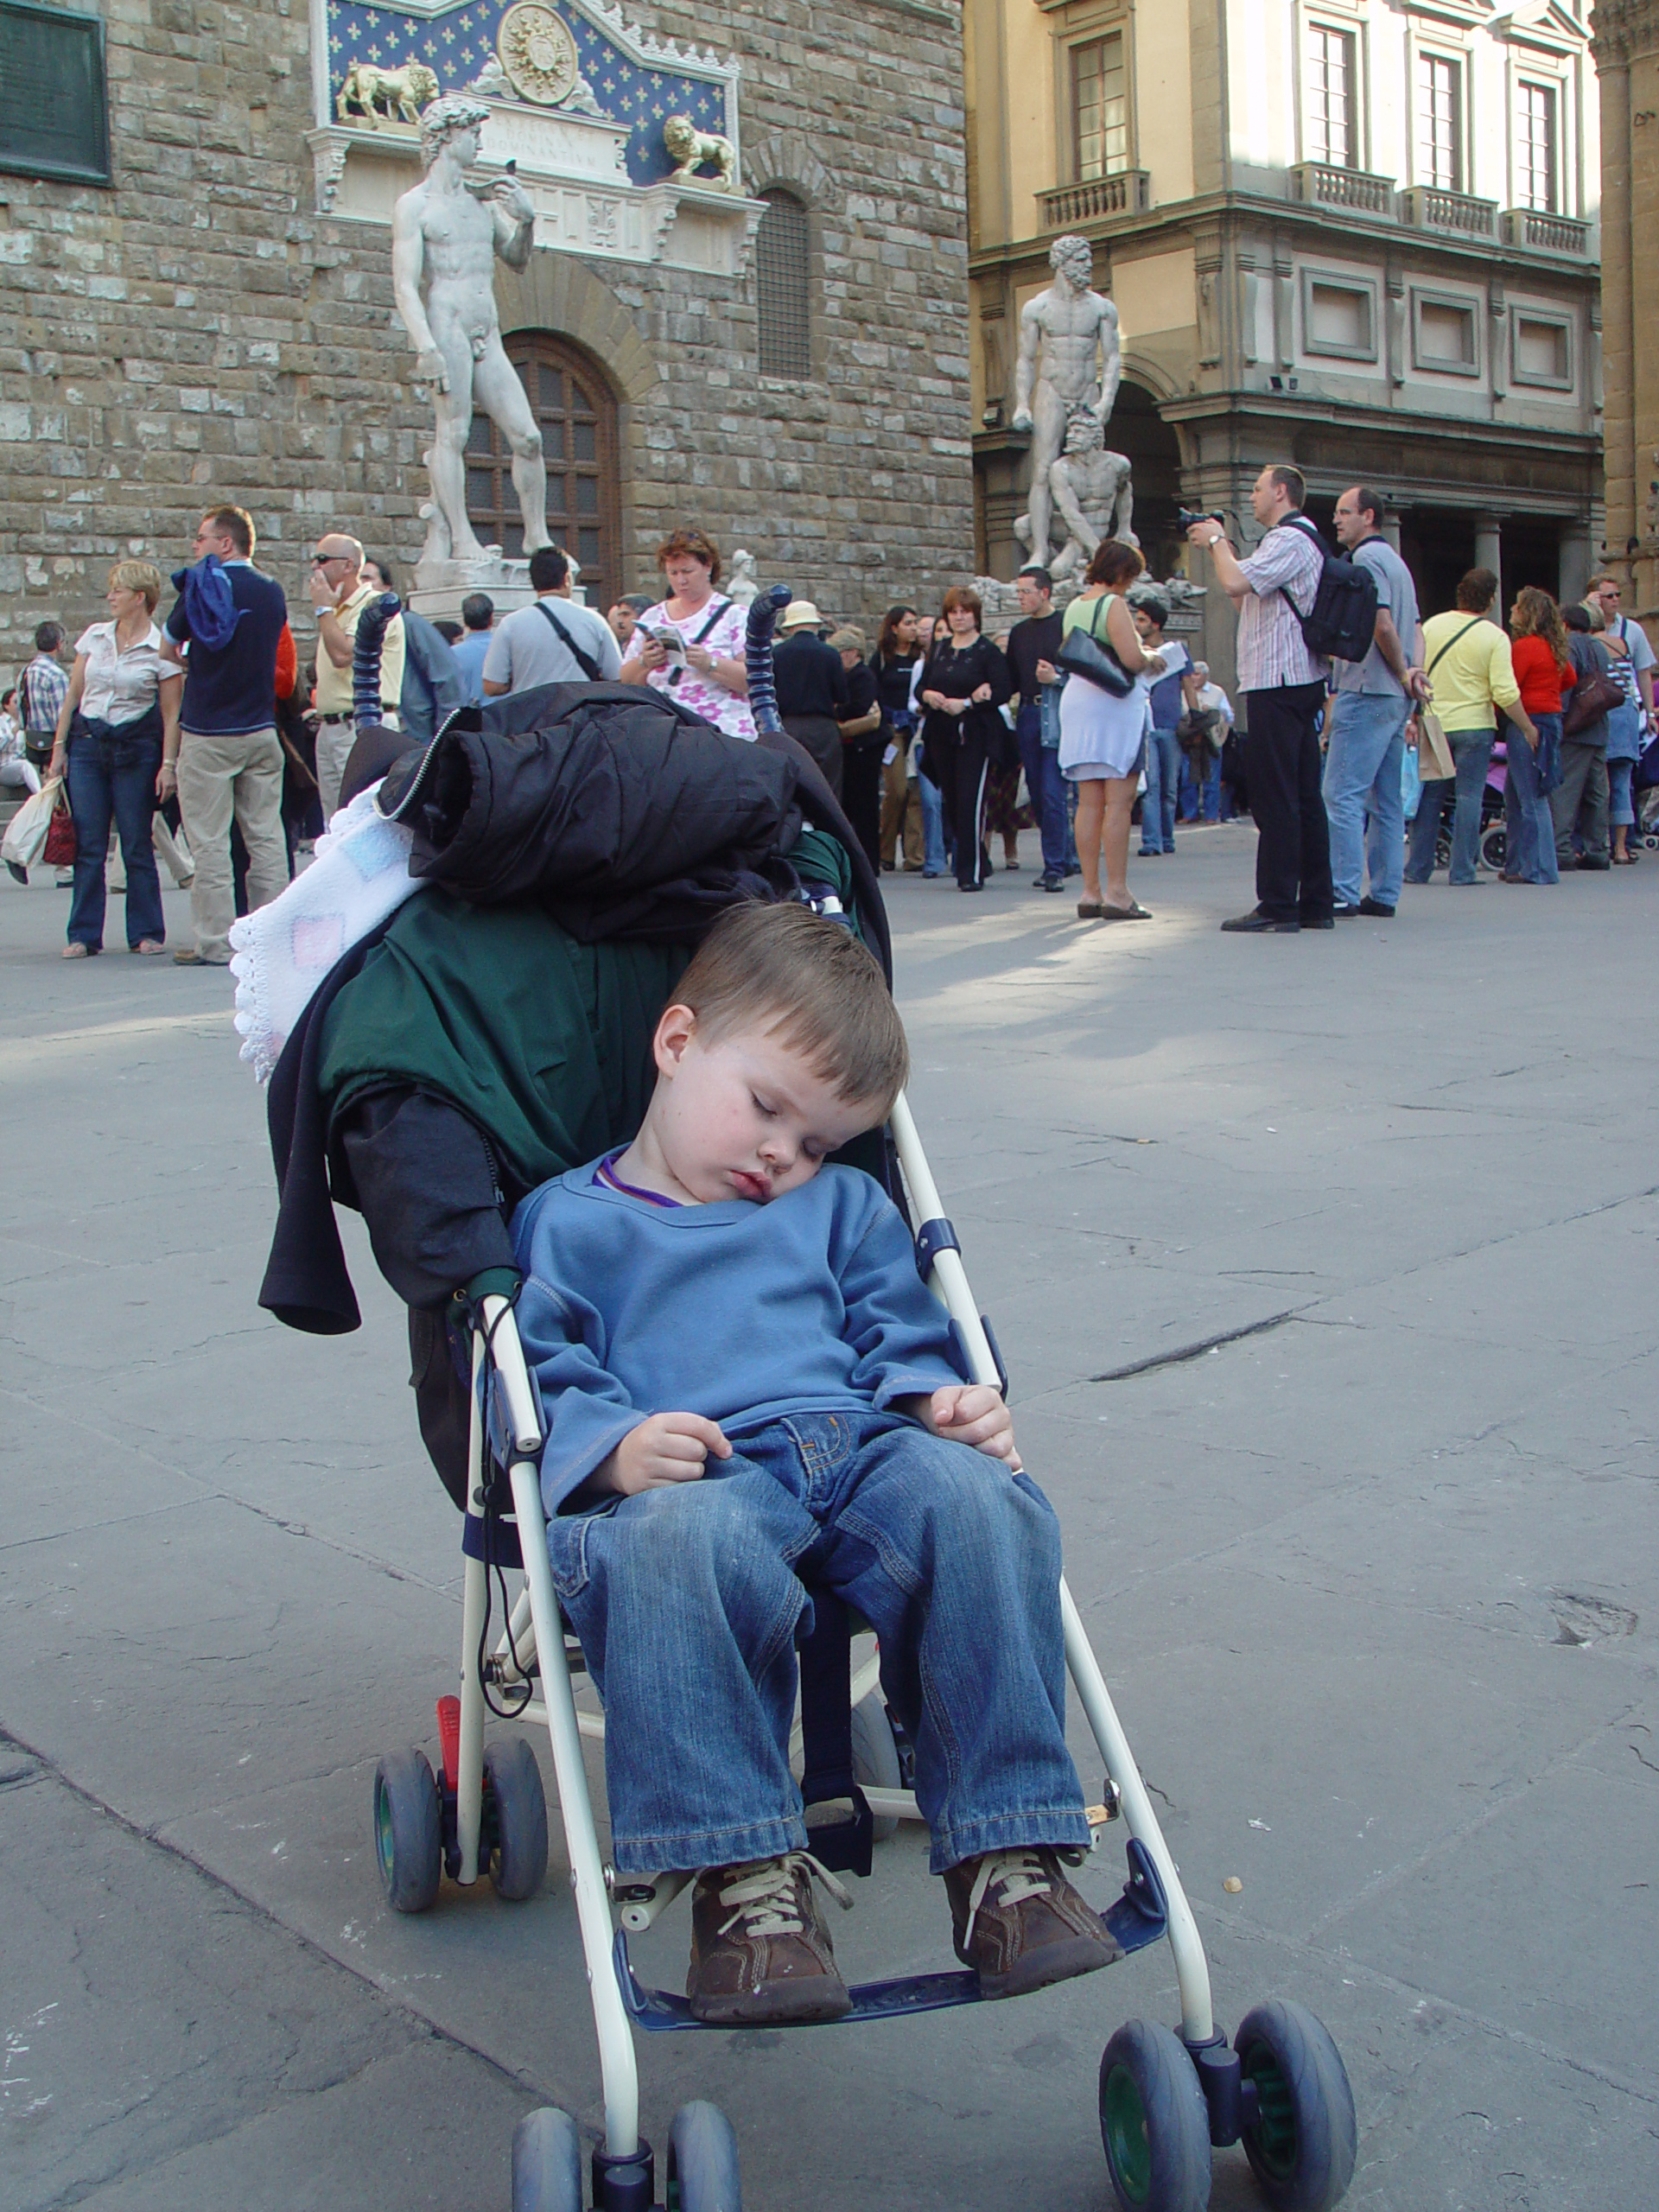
[[164, 562, 288, 735], [871, 648, 921, 720], [774, 632, 850, 719], [1006, 611, 1065, 706]]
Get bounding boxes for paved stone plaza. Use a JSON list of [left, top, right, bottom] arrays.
[[3, 824, 1656, 2211]]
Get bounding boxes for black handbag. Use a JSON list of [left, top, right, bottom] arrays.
[[1055, 594, 1135, 696]]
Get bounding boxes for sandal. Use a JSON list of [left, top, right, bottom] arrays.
[[1077, 896, 1104, 919], [61, 941, 95, 958], [1099, 901, 1153, 921], [133, 938, 167, 955]]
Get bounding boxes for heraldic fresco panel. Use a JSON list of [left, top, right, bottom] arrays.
[[322, 0, 735, 188]]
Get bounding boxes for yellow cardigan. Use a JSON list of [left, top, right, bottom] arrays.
[[1421, 612, 1522, 733]]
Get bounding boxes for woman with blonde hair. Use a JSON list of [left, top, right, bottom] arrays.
[[1058, 538, 1164, 919], [47, 559, 182, 957], [1502, 586, 1573, 885]]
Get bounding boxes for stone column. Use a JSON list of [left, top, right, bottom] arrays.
[[1474, 515, 1503, 605], [1559, 522, 1594, 606], [1381, 509, 1403, 554]]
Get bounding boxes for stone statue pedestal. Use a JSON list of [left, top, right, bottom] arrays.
[[409, 552, 588, 625]]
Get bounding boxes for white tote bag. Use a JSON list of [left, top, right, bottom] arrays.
[[1, 777, 63, 878]]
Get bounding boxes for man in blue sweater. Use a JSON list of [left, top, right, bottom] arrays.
[[512, 903, 1117, 2025]]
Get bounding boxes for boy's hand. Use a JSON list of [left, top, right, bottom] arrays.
[[602, 1412, 732, 1495], [924, 1384, 1021, 1471]]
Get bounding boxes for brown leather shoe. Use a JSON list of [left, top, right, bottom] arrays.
[[944, 1847, 1122, 2000], [687, 1853, 854, 2024]]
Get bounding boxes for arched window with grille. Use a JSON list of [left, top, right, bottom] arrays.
[[756, 188, 811, 378], [466, 334, 622, 607]]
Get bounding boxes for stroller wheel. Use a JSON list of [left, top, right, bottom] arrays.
[[1235, 2000, 1357, 2212], [512, 2107, 583, 2212], [667, 2100, 742, 2212], [484, 1737, 550, 1902], [849, 1691, 904, 1843], [373, 1748, 442, 1914], [1480, 823, 1506, 873], [1099, 2020, 1211, 2212]]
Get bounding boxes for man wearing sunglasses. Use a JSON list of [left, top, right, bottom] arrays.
[[308, 531, 406, 821]]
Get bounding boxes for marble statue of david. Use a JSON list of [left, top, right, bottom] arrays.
[[392, 95, 550, 563]]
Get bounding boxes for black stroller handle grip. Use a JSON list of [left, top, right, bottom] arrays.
[[745, 584, 791, 736], [353, 590, 403, 733]]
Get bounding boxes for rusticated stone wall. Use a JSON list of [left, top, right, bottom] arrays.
[[0, 0, 973, 668]]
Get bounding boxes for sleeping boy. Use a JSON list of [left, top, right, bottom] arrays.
[[512, 899, 1118, 2024]]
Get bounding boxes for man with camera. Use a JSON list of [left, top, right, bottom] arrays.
[[1186, 467, 1334, 933]]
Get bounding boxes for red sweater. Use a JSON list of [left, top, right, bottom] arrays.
[[1510, 632, 1574, 715]]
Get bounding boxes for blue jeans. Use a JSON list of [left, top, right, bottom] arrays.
[[1140, 727, 1179, 852], [547, 1409, 1090, 1876], [1178, 752, 1221, 821], [1608, 755, 1636, 830], [1015, 701, 1069, 879], [66, 719, 165, 950], [1503, 714, 1559, 883], [1321, 690, 1410, 907], [1406, 728, 1493, 885], [918, 771, 947, 875]]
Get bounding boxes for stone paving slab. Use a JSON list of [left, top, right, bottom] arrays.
[[4, 830, 1658, 2209]]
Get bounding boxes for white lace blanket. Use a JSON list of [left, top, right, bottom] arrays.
[[229, 787, 423, 1084]]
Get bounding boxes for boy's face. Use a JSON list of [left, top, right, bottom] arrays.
[[648, 1010, 883, 1205]]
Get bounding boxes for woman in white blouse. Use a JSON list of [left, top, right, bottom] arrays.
[[48, 560, 182, 958]]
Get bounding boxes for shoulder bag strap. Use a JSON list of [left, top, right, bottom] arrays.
[[534, 600, 603, 683], [1425, 617, 1484, 679], [691, 596, 730, 646]]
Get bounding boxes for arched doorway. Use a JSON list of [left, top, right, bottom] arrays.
[[466, 334, 622, 607], [1107, 380, 1184, 580]]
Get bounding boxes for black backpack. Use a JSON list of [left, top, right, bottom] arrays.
[[1274, 514, 1378, 663]]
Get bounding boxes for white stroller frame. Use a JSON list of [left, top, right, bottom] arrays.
[[445, 1090, 1217, 2172]]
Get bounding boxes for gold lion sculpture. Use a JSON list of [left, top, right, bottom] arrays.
[[337, 60, 442, 129], [664, 113, 737, 189]]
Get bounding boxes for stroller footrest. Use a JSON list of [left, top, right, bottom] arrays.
[[613, 1841, 1168, 2034]]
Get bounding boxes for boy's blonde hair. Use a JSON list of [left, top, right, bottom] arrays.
[[671, 901, 909, 1113]]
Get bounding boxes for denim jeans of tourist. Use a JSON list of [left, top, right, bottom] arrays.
[[1015, 701, 1069, 878], [65, 714, 165, 951], [1607, 755, 1636, 830], [547, 1408, 1090, 1876], [1140, 726, 1180, 853], [1178, 751, 1221, 822], [918, 769, 947, 876], [1405, 728, 1493, 885], [1502, 713, 1560, 884], [1321, 689, 1410, 908]]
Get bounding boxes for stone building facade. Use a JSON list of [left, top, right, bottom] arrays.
[[966, 0, 1605, 696], [0, 0, 974, 668], [1592, 0, 1659, 632]]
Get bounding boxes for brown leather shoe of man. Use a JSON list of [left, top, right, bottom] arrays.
[[686, 1853, 854, 2024], [944, 1847, 1123, 2000]]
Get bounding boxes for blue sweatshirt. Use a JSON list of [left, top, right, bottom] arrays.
[[511, 1162, 966, 1513]]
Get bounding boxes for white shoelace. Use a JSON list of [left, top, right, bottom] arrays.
[[714, 1851, 855, 1941], [964, 1847, 1056, 1924]]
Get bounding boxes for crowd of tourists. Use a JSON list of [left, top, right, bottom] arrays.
[[3, 494, 1649, 963]]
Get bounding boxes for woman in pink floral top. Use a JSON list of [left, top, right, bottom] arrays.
[[618, 526, 756, 741]]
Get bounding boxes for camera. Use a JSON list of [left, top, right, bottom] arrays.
[[1179, 507, 1225, 532]]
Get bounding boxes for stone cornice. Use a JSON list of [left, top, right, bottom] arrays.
[[1589, 0, 1659, 63]]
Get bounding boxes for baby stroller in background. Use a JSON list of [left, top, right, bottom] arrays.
[[261, 590, 1357, 2212], [1635, 727, 1659, 848]]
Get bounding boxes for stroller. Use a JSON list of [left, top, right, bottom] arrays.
[[262, 590, 1357, 2212]]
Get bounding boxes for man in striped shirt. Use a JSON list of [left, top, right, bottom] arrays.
[[1188, 465, 1335, 932]]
